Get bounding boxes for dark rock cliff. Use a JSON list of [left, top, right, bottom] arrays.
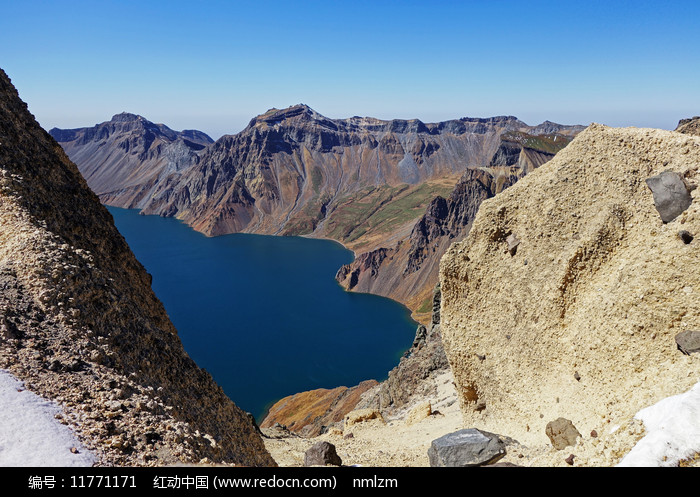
[[0, 68, 274, 466]]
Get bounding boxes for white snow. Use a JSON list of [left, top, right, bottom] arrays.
[[618, 381, 700, 467], [0, 369, 96, 467]]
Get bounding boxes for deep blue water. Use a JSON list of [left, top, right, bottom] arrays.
[[108, 207, 417, 420]]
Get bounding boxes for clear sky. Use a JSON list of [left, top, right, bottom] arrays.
[[1, 0, 698, 139]]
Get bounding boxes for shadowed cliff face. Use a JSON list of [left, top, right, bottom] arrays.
[[49, 114, 213, 212], [0, 68, 274, 466]]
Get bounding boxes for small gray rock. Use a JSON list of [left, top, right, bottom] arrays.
[[304, 441, 342, 466], [506, 233, 520, 256], [545, 418, 581, 450], [675, 330, 700, 355], [646, 171, 692, 223], [428, 428, 506, 467]]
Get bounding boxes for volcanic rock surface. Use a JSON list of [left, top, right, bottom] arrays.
[[335, 129, 580, 318], [0, 68, 274, 466], [440, 123, 700, 448]]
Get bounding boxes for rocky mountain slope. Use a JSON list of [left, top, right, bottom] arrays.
[[676, 116, 700, 137], [261, 121, 700, 467], [0, 68, 274, 466], [53, 107, 582, 320], [335, 130, 580, 319], [440, 122, 700, 452], [49, 114, 213, 210]]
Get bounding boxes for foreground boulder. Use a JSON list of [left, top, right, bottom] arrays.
[[440, 123, 700, 451], [676, 331, 700, 355], [304, 441, 342, 467], [428, 428, 506, 467], [545, 418, 582, 450]]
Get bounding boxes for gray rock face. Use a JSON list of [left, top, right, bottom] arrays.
[[676, 330, 700, 355], [304, 441, 342, 467], [646, 171, 692, 223], [428, 428, 506, 467], [506, 233, 520, 256], [431, 282, 441, 325], [545, 418, 582, 450]]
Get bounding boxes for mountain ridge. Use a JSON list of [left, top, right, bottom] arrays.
[[52, 106, 583, 320]]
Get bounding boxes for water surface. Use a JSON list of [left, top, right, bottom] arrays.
[[108, 207, 417, 420]]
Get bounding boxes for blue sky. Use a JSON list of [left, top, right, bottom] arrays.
[[1, 0, 698, 139]]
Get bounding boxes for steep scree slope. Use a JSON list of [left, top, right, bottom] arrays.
[[0, 68, 274, 466], [440, 123, 700, 448]]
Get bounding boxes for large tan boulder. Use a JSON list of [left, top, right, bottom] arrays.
[[440, 123, 700, 447]]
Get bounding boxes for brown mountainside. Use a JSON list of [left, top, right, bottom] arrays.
[[0, 68, 274, 466], [676, 116, 700, 136], [335, 129, 579, 320], [52, 106, 582, 241], [53, 105, 582, 319], [49, 114, 213, 211]]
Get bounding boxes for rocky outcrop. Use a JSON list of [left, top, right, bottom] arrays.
[[356, 283, 449, 416], [676, 116, 700, 137], [259, 380, 378, 437], [440, 123, 700, 448], [336, 128, 579, 319], [0, 68, 274, 466]]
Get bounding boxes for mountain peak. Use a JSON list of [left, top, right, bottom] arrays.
[[110, 112, 146, 123], [249, 104, 333, 129]]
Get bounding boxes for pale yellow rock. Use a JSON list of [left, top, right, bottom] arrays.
[[440, 123, 700, 450], [344, 408, 384, 428], [405, 401, 432, 425]]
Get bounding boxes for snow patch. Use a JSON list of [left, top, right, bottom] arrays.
[[618, 381, 700, 467], [0, 370, 96, 467]]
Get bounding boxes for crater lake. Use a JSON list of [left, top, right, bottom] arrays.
[[107, 206, 418, 420]]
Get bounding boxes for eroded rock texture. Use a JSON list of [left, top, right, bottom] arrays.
[[440, 123, 700, 447], [0, 68, 274, 466]]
